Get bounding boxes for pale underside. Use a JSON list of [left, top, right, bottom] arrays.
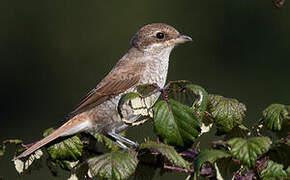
[[65, 46, 172, 135]]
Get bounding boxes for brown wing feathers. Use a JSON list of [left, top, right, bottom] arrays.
[[70, 62, 144, 116], [14, 60, 144, 160]]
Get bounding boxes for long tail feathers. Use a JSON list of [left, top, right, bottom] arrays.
[[13, 117, 90, 160]]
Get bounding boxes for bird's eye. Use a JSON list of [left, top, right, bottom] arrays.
[[156, 32, 164, 39]]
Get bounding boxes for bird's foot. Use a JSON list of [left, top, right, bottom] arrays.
[[107, 132, 139, 150]]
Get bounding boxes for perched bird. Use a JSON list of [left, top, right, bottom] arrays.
[[14, 23, 192, 160]]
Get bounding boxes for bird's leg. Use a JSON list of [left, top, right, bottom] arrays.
[[107, 132, 138, 149], [114, 139, 129, 150]]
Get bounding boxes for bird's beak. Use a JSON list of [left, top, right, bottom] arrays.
[[174, 34, 192, 44]]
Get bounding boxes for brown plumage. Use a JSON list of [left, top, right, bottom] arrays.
[[14, 23, 192, 160], [70, 60, 145, 115]]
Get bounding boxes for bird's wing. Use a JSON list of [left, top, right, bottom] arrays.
[[70, 61, 145, 116]]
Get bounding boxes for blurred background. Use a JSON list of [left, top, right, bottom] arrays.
[[0, 0, 289, 179]]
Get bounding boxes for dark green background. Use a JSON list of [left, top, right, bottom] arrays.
[[0, 0, 289, 179]]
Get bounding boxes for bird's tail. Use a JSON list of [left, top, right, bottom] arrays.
[[13, 116, 91, 160]]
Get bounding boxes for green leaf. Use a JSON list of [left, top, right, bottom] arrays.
[[118, 91, 154, 126], [259, 160, 288, 179], [140, 140, 190, 169], [194, 149, 230, 178], [91, 133, 120, 151], [228, 137, 271, 168], [43, 128, 83, 161], [208, 94, 246, 132], [186, 84, 210, 120], [224, 124, 250, 140], [0, 139, 23, 156], [166, 81, 210, 120], [117, 92, 141, 118], [216, 158, 241, 180], [167, 80, 194, 105], [133, 163, 157, 180], [268, 138, 290, 168], [136, 83, 158, 96], [87, 150, 138, 180], [153, 99, 201, 147], [133, 149, 159, 179], [14, 149, 43, 174], [46, 158, 79, 174], [262, 104, 289, 131]]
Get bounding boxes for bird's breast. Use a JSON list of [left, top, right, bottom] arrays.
[[83, 53, 171, 133], [139, 55, 170, 88]]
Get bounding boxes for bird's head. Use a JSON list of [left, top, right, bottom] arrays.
[[131, 23, 192, 55]]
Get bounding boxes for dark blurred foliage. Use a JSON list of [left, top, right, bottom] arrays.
[[0, 0, 289, 179]]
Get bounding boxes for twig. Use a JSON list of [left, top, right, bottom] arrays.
[[180, 149, 198, 160], [163, 163, 194, 173]]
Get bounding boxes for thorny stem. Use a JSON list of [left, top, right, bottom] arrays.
[[161, 82, 172, 102], [233, 156, 269, 179], [255, 156, 268, 170], [163, 163, 194, 173]]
